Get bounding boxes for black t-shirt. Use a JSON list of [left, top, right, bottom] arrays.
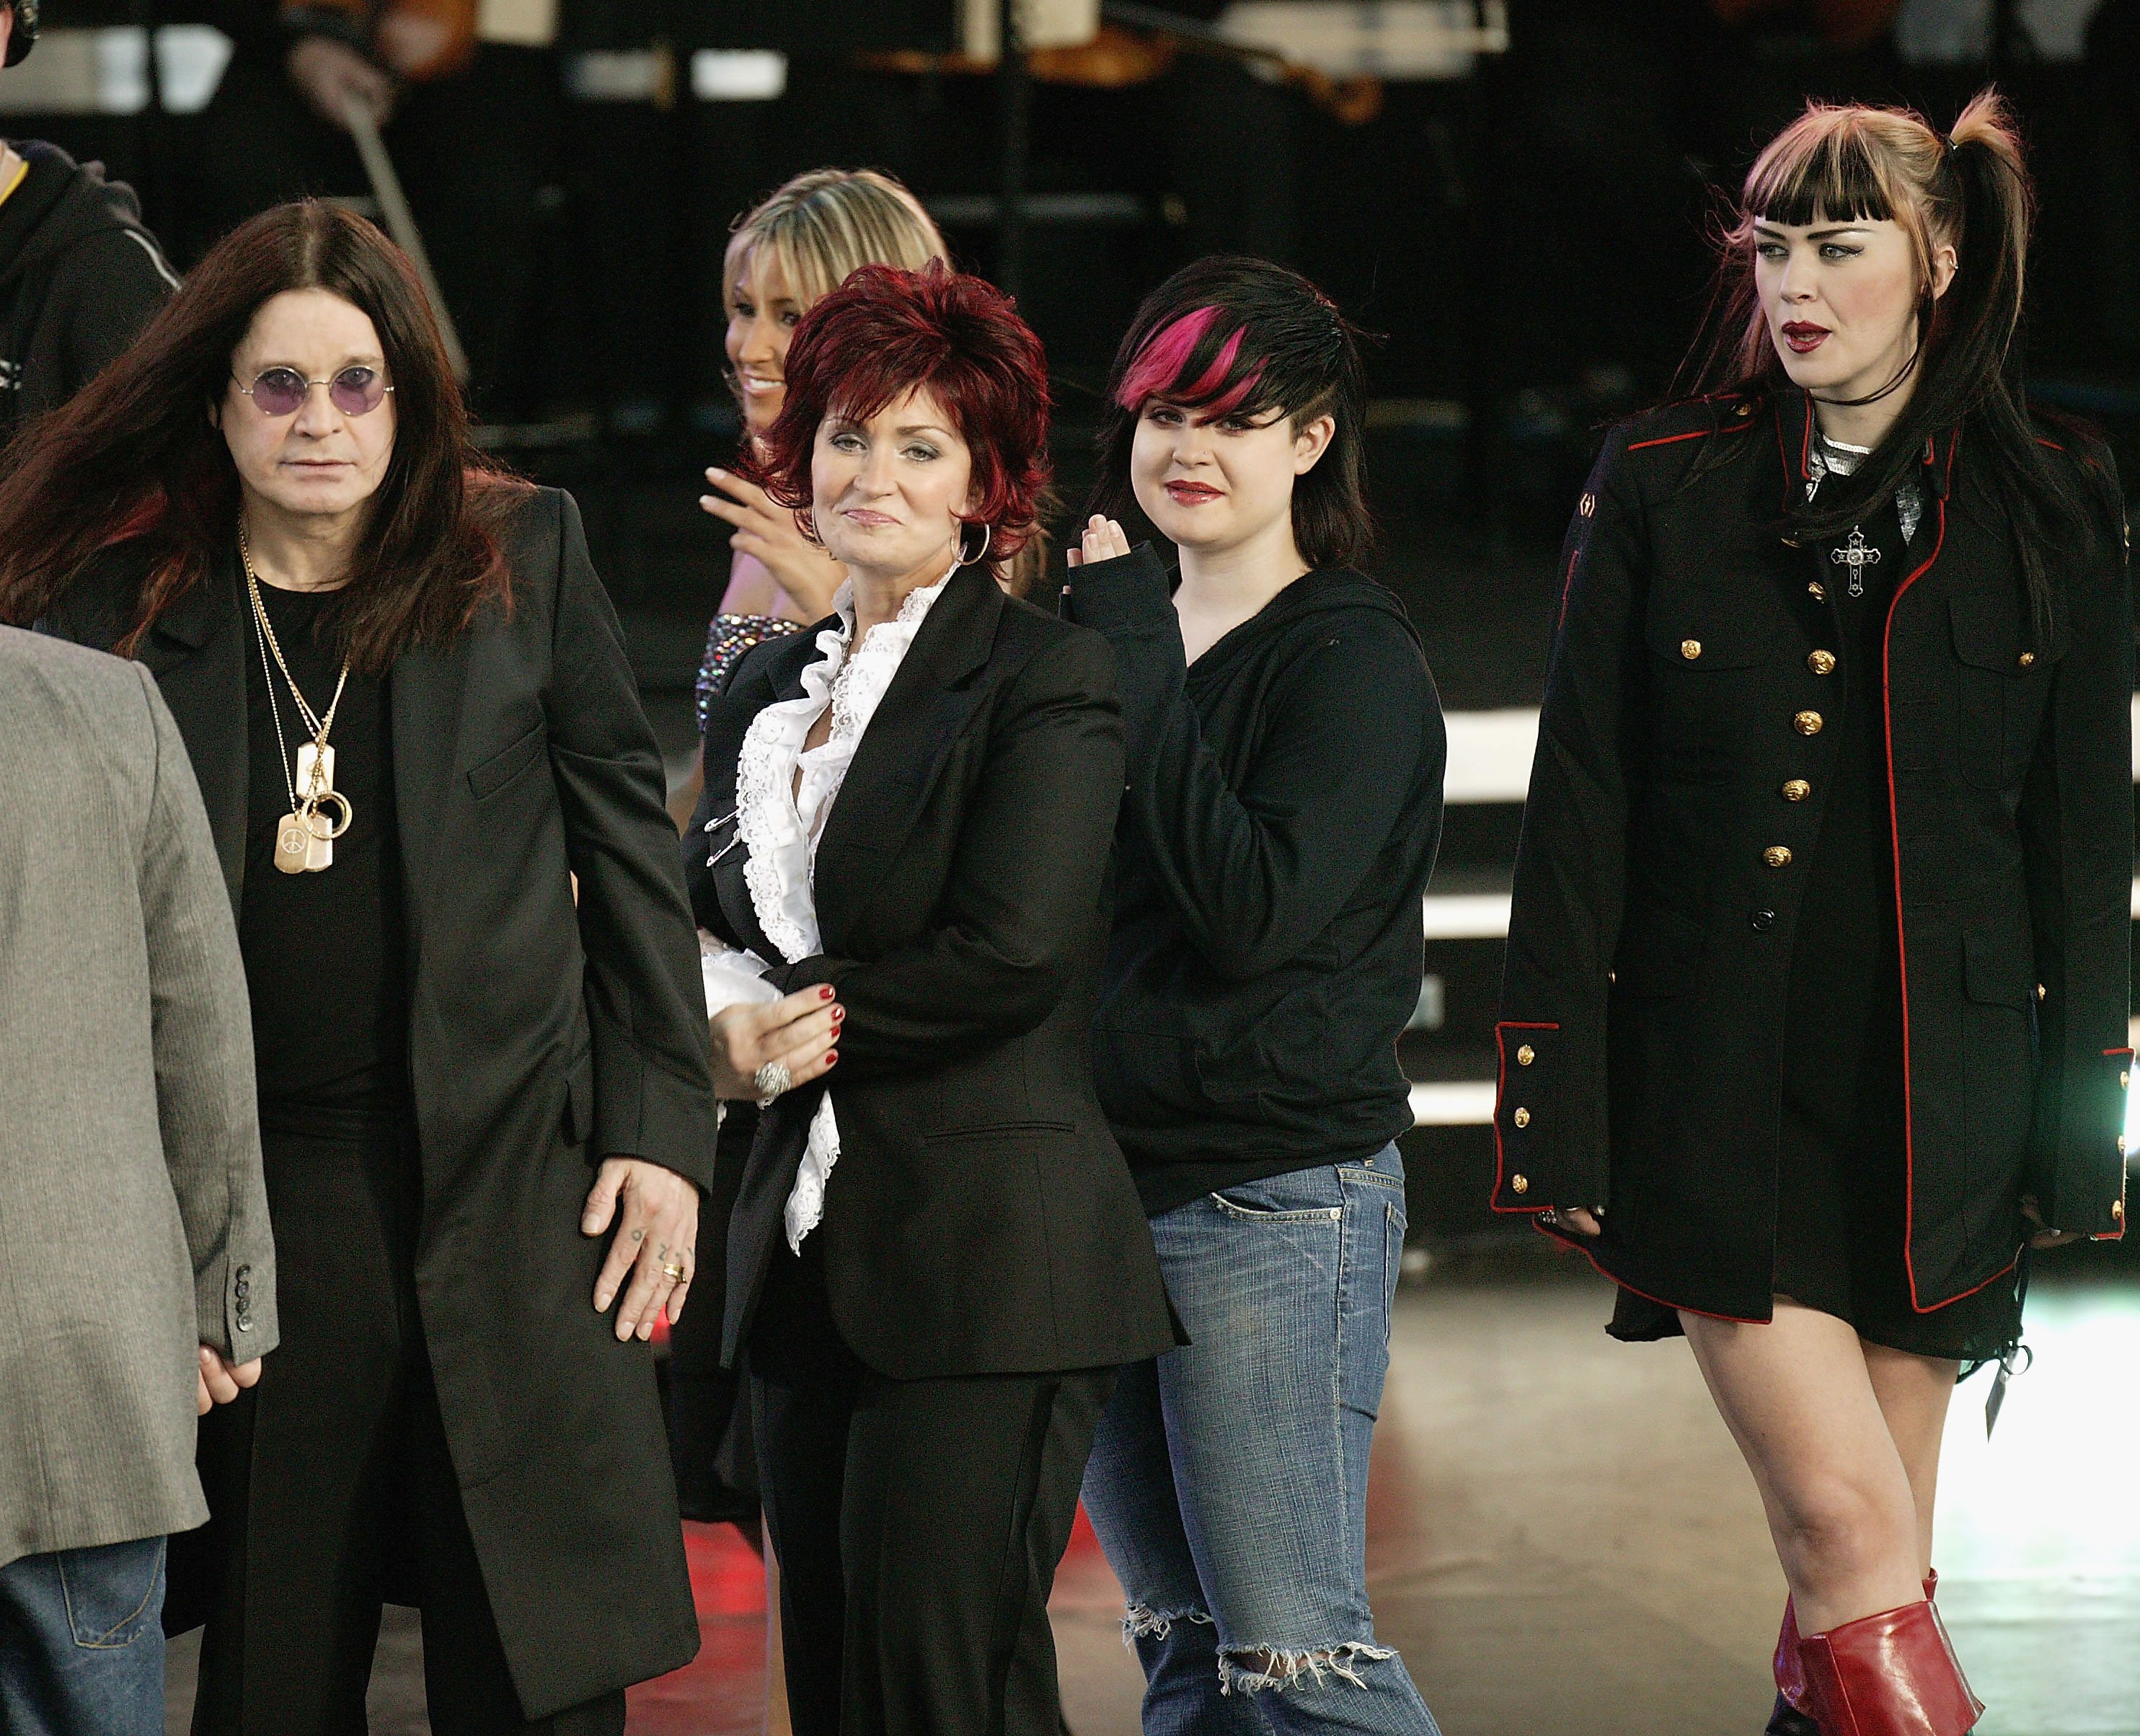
[[237, 579, 412, 1135]]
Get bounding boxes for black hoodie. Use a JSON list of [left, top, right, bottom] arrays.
[[0, 142, 175, 436], [1065, 544, 1446, 1213]]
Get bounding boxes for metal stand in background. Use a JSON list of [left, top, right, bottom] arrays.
[[995, 0, 1030, 300], [342, 99, 472, 385], [127, 0, 164, 224]]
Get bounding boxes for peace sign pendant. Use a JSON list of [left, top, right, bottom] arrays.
[[275, 812, 314, 874], [272, 792, 355, 874]]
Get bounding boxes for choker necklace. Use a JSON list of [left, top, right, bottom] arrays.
[[241, 522, 355, 873]]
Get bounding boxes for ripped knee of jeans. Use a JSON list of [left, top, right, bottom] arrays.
[[1219, 1641, 1400, 1694], [1121, 1603, 1216, 1647]]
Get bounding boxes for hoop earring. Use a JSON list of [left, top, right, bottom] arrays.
[[956, 522, 993, 567]]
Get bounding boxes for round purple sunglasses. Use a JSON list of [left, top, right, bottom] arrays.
[[235, 365, 394, 418]]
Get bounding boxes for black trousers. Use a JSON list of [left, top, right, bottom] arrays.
[[749, 1235, 1113, 1736], [180, 1122, 623, 1736]]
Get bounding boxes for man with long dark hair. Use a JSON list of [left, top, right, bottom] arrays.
[[0, 200, 750, 1734]]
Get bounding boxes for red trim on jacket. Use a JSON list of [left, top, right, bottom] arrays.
[[1625, 429, 1710, 452], [1556, 546, 1580, 629], [1882, 431, 1962, 1312], [1775, 391, 1815, 500], [1490, 1020, 1558, 1213]]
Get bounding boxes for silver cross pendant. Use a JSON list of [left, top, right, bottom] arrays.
[[1831, 526, 1881, 598]]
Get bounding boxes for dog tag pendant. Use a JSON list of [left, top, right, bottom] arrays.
[[275, 812, 314, 874], [296, 741, 336, 802], [304, 826, 334, 871]]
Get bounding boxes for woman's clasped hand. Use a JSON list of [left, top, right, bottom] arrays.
[[707, 983, 844, 1101]]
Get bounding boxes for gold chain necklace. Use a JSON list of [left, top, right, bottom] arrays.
[[240, 521, 355, 874]]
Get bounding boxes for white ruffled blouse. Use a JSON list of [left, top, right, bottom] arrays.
[[699, 566, 955, 1250]]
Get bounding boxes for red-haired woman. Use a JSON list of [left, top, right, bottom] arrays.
[[684, 261, 1175, 1736], [0, 200, 823, 1735], [1498, 94, 2131, 1733]]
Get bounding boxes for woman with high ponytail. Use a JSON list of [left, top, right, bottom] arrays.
[[1496, 92, 2130, 1735]]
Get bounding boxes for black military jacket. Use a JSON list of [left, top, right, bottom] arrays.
[[1493, 387, 2133, 1320]]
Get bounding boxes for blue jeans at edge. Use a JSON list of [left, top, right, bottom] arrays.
[[1080, 1146, 1442, 1735], [0, 1536, 167, 1736]]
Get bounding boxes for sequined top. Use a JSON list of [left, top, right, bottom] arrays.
[[695, 613, 806, 733]]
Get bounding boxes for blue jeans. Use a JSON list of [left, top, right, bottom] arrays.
[[1082, 1147, 1441, 1735], [0, 1536, 167, 1736]]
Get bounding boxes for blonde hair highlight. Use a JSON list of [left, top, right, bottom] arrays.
[[723, 168, 948, 311]]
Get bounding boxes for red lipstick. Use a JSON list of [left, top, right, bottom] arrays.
[[1781, 321, 1831, 355]]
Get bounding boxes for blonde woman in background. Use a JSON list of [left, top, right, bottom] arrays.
[[694, 169, 948, 717]]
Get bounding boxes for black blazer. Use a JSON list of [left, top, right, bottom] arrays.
[[43, 487, 719, 1719], [1495, 389, 2134, 1320], [686, 564, 1177, 1380]]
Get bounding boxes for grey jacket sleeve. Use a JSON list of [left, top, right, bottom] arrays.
[[134, 663, 278, 1358]]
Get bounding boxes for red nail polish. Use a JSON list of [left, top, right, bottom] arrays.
[[820, 986, 835, 1000], [825, 1053, 839, 1067]]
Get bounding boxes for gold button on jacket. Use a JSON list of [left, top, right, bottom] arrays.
[[1513, 1107, 1531, 1128], [1793, 710, 1823, 736], [1807, 650, 1836, 676], [1516, 1045, 1535, 1066], [1782, 779, 1810, 802], [1680, 639, 1702, 661], [1763, 846, 1792, 868]]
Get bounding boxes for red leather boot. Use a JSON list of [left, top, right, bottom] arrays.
[[1768, 1597, 1818, 1733], [1798, 1600, 1981, 1735], [1772, 1575, 1960, 1734]]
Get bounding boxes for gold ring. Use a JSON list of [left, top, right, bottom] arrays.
[[303, 791, 354, 840], [660, 1260, 687, 1282]]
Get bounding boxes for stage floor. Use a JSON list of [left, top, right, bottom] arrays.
[[163, 1257, 2140, 1736]]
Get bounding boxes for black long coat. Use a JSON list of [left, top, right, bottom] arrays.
[[45, 487, 720, 1718], [685, 564, 1178, 1379], [1494, 389, 2134, 1320]]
